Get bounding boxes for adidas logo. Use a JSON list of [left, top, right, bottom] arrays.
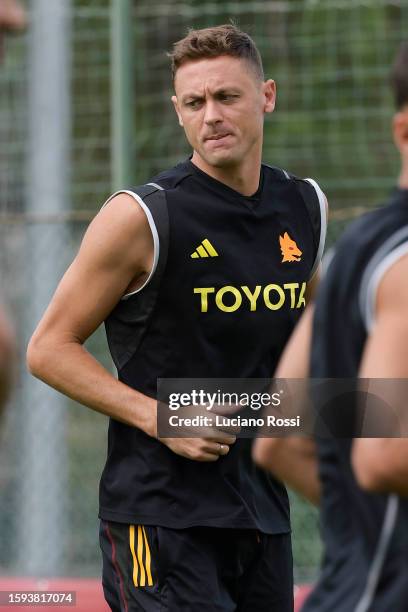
[[191, 239, 219, 259]]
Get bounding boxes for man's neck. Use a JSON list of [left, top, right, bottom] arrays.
[[191, 152, 262, 196], [398, 159, 408, 189]]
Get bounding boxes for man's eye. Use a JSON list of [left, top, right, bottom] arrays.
[[186, 100, 202, 108]]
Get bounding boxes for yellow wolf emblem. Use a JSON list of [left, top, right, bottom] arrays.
[[279, 232, 302, 262]]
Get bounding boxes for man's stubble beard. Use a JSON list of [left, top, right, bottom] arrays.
[[202, 137, 260, 170], [197, 142, 246, 170]]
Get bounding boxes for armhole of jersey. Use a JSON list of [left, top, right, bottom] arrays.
[[354, 494, 399, 612], [304, 178, 328, 279], [321, 247, 335, 279], [359, 233, 408, 333], [101, 188, 161, 300]]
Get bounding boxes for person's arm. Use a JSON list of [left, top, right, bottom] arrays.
[[305, 265, 321, 302], [0, 307, 15, 415], [253, 194, 327, 502], [27, 194, 235, 462], [352, 439, 408, 495], [352, 253, 408, 495], [252, 305, 321, 505]]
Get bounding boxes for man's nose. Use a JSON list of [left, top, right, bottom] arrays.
[[203, 99, 223, 126]]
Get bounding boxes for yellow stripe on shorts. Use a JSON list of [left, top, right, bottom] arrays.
[[129, 525, 139, 587], [137, 525, 146, 586], [142, 526, 153, 586]]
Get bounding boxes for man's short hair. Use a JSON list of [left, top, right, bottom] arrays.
[[391, 42, 408, 109], [168, 24, 264, 83]]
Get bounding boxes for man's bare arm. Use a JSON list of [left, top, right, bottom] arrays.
[[352, 439, 408, 495], [27, 194, 235, 461], [27, 194, 158, 434], [253, 306, 321, 505], [305, 263, 321, 303], [352, 253, 408, 495]]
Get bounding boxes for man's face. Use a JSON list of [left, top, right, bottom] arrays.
[[0, 0, 26, 61], [172, 55, 276, 170]]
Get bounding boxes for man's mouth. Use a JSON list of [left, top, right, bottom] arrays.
[[205, 133, 231, 141]]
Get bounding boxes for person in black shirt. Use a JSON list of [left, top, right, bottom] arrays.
[[27, 25, 327, 611], [254, 42, 408, 612]]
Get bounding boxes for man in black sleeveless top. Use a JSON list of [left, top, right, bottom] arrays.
[[27, 25, 327, 611], [254, 42, 408, 611]]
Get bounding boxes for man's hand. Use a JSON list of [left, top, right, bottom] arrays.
[[158, 403, 239, 461], [160, 433, 237, 462]]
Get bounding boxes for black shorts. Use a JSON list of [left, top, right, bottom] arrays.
[[99, 521, 293, 612]]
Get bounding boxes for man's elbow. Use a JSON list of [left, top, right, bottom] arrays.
[[26, 333, 51, 380], [252, 438, 282, 472], [352, 451, 389, 493]]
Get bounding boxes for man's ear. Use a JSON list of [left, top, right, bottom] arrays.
[[263, 79, 276, 114], [393, 110, 408, 156], [171, 95, 183, 127]]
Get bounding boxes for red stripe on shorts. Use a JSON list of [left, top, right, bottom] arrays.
[[105, 522, 129, 612]]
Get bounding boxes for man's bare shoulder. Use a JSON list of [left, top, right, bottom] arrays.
[[79, 193, 153, 273], [26, 193, 155, 354], [87, 193, 152, 246], [376, 251, 408, 315]]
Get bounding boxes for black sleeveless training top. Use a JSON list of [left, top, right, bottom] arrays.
[[99, 159, 326, 533], [305, 189, 408, 612]]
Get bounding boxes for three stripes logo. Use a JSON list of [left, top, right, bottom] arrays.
[[191, 238, 219, 259], [129, 525, 154, 587]]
